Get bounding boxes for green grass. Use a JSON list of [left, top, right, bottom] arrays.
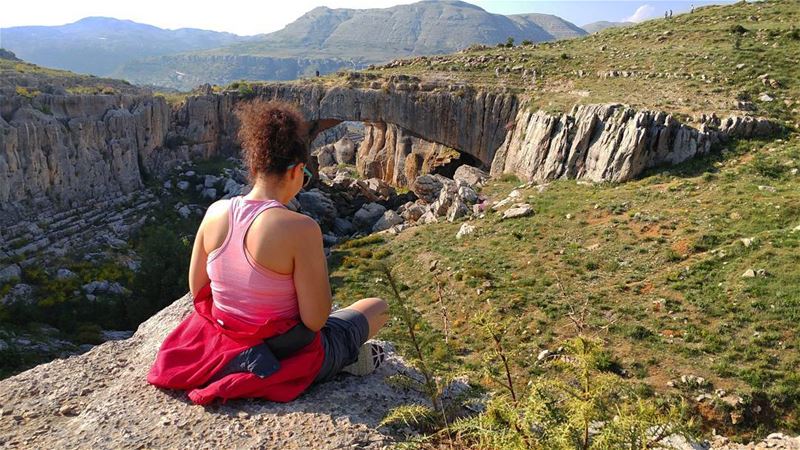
[[327, 132, 800, 439], [0, 58, 144, 96], [340, 0, 798, 125]]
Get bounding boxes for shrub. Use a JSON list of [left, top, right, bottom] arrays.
[[128, 225, 191, 325], [237, 83, 255, 98], [730, 24, 748, 34], [453, 337, 696, 449], [751, 153, 787, 179]]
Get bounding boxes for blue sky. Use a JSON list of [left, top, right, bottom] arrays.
[[471, 1, 736, 26], [0, 0, 738, 35]]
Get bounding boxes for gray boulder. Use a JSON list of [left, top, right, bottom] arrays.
[[372, 210, 404, 232], [458, 185, 479, 204], [56, 268, 77, 280], [333, 137, 356, 164], [333, 218, 356, 236], [201, 188, 217, 200], [1, 283, 33, 306], [410, 174, 446, 203], [502, 203, 534, 220], [204, 175, 219, 188], [353, 203, 387, 230], [297, 189, 338, 228], [446, 198, 470, 222], [0, 264, 22, 283], [453, 165, 489, 187], [401, 203, 427, 222], [315, 145, 337, 168]]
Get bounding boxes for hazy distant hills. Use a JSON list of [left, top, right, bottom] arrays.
[[581, 21, 635, 34], [0, 17, 256, 77], [118, 1, 587, 90], [2, 0, 587, 90], [197, 1, 586, 60]]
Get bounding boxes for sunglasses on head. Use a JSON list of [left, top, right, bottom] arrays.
[[286, 163, 313, 187]]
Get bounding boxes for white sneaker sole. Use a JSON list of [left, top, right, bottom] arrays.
[[341, 342, 386, 376]]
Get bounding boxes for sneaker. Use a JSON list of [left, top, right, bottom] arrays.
[[341, 342, 386, 376]]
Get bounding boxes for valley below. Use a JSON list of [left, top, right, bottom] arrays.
[[1, 0, 799, 448]]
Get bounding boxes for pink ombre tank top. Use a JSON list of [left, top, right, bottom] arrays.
[[207, 196, 299, 325]]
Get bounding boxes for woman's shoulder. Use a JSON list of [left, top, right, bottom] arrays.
[[262, 204, 320, 231]]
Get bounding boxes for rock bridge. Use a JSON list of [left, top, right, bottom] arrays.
[[1, 80, 780, 222], [178, 82, 779, 187]]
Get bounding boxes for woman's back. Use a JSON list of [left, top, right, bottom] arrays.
[[205, 196, 301, 324]]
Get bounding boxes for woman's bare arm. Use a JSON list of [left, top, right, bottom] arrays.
[[188, 220, 210, 299], [292, 217, 333, 331]]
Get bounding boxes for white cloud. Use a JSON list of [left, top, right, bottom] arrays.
[[624, 4, 657, 23]]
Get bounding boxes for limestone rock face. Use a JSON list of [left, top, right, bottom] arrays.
[[0, 293, 425, 449], [490, 102, 781, 183], [167, 90, 240, 170], [0, 94, 169, 224], [356, 121, 461, 187]]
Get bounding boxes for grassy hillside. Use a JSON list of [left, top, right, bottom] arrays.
[[329, 133, 800, 439], [352, 0, 798, 124], [0, 53, 146, 95]]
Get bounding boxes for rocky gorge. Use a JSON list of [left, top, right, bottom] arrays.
[[0, 75, 783, 346], [0, 69, 788, 440]]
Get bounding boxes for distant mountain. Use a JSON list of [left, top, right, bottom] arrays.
[[1, 1, 587, 91], [116, 0, 587, 90], [0, 49, 21, 61], [197, 1, 586, 60], [581, 21, 635, 34], [0, 17, 256, 76]]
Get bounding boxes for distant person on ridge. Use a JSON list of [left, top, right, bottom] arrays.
[[147, 99, 389, 405]]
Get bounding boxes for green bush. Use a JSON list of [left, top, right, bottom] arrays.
[[128, 225, 191, 325], [453, 337, 696, 449], [730, 24, 748, 34]]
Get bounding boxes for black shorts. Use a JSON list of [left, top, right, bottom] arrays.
[[313, 308, 370, 383]]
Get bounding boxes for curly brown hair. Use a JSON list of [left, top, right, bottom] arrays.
[[236, 99, 309, 180]]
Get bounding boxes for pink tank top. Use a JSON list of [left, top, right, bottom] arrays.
[[207, 196, 299, 325]]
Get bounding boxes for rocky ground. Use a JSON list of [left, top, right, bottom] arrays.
[[0, 291, 431, 449], [1, 289, 798, 449]]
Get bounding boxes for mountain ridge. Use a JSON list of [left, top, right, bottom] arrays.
[[1, 0, 587, 90]]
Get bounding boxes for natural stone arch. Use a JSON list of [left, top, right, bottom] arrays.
[[247, 83, 519, 169]]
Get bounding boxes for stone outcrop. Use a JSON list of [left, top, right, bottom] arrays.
[[356, 122, 464, 187], [1, 80, 782, 228], [0, 191, 158, 268], [0, 293, 426, 449], [166, 89, 240, 172], [0, 93, 169, 224], [490, 102, 781, 183], [248, 83, 517, 167]]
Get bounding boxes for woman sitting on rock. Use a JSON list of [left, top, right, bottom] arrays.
[[147, 99, 388, 405]]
